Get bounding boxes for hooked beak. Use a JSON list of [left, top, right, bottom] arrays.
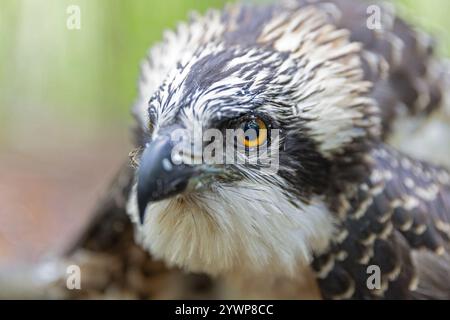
[[137, 134, 196, 224]]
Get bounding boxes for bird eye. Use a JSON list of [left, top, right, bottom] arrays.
[[238, 117, 268, 148]]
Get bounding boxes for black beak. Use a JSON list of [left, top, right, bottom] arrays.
[[137, 135, 195, 224]]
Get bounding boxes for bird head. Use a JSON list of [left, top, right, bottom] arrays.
[[127, 5, 381, 276]]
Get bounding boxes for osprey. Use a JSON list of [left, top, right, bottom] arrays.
[[5, 0, 450, 299]]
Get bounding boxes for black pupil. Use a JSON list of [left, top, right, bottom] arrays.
[[244, 120, 260, 141]]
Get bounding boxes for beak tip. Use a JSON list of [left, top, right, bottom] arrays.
[[138, 197, 147, 225]]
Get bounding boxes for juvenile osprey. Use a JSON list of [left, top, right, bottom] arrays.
[[8, 0, 450, 299]]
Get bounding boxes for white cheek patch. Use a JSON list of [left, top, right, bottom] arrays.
[[127, 181, 336, 277]]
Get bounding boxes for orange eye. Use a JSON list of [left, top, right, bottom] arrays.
[[239, 117, 268, 148]]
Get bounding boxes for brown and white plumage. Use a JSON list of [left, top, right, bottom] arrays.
[[7, 0, 450, 300], [314, 145, 450, 299]]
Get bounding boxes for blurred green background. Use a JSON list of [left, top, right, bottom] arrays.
[[0, 0, 449, 263], [0, 0, 229, 144]]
